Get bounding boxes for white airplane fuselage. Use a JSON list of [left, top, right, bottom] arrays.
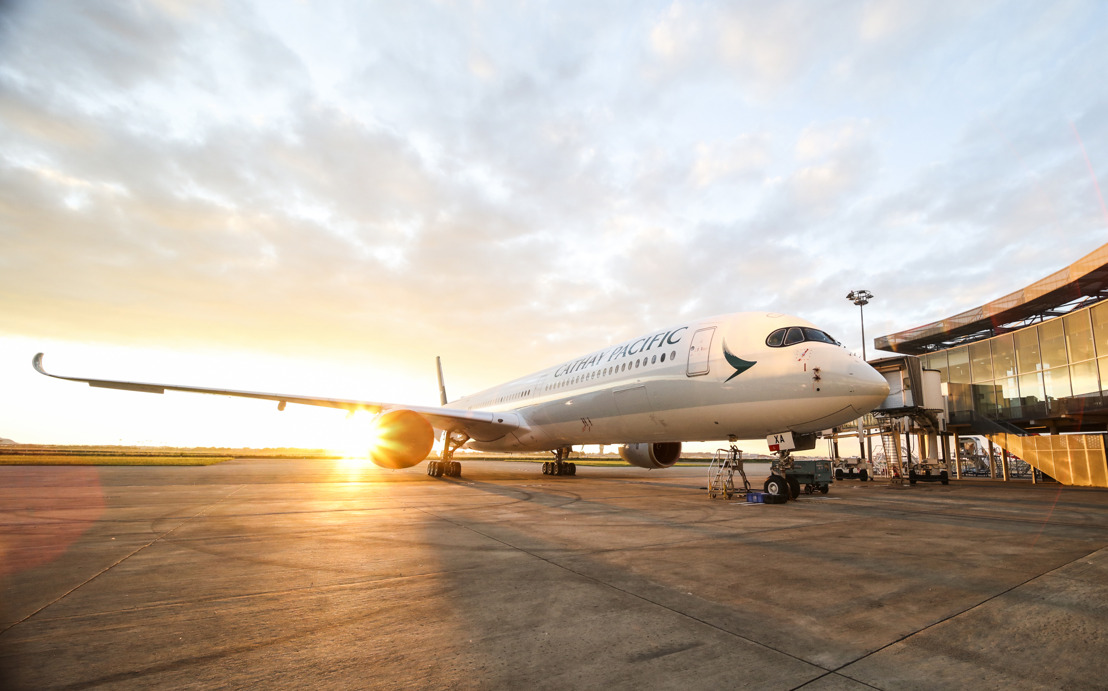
[[449, 312, 889, 453]]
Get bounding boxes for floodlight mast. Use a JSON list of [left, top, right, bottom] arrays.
[[846, 289, 873, 362], [846, 289, 875, 465]]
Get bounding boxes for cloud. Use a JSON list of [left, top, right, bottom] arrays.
[[1, 0, 1107, 421]]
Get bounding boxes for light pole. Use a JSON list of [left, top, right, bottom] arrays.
[[846, 289, 874, 466], [846, 289, 873, 362]]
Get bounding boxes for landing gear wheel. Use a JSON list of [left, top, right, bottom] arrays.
[[764, 475, 789, 501], [544, 447, 576, 477], [433, 434, 468, 480], [786, 475, 801, 500], [859, 468, 869, 482]]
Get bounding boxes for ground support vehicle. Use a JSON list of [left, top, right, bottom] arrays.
[[764, 454, 833, 500], [908, 463, 950, 485], [786, 459, 833, 495], [832, 457, 873, 482]]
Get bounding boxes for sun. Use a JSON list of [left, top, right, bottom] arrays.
[[326, 410, 379, 461]]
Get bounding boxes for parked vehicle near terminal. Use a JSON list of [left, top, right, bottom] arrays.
[[831, 456, 873, 481]]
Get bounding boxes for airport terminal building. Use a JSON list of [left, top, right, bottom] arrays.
[[873, 242, 1108, 487]]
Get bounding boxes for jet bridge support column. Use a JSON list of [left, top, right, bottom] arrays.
[[953, 432, 962, 479]]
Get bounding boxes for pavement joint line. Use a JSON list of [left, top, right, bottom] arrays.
[[791, 672, 884, 691], [817, 542, 1108, 683], [19, 570, 452, 623], [0, 484, 246, 638], [413, 504, 833, 678]]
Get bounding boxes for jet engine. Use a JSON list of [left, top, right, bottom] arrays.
[[619, 442, 682, 469], [368, 409, 435, 469]]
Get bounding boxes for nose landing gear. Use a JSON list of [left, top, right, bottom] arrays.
[[764, 450, 803, 501]]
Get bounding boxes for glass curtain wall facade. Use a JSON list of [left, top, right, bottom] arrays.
[[922, 301, 1108, 423]]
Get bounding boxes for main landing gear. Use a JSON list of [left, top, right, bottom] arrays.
[[542, 447, 577, 476], [428, 433, 466, 478], [427, 460, 461, 478]]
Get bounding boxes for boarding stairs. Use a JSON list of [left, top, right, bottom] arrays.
[[880, 430, 903, 478], [708, 446, 751, 499]]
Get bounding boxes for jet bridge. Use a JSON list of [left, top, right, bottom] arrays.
[[867, 356, 952, 483]]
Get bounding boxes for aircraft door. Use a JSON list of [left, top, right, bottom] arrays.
[[687, 327, 716, 376]]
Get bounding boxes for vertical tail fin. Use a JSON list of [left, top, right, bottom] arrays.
[[436, 356, 448, 406]]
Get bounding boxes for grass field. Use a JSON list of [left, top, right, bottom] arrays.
[[0, 445, 336, 466]]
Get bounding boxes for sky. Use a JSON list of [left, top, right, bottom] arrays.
[[1, 0, 1107, 451]]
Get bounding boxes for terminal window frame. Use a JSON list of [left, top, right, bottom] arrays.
[[765, 327, 841, 348]]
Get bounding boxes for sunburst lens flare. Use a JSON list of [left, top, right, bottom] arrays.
[[327, 411, 375, 462]]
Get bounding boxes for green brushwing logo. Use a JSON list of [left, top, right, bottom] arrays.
[[722, 341, 757, 382]]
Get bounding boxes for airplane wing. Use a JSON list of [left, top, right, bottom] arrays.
[[32, 353, 520, 442]]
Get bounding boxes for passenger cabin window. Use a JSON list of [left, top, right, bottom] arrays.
[[766, 326, 841, 348]]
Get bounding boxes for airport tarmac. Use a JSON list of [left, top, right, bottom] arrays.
[[2, 458, 1107, 690]]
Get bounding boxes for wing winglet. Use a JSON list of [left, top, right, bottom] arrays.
[[34, 353, 166, 393]]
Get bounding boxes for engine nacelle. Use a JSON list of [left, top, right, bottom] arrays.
[[368, 409, 435, 469], [619, 442, 682, 469]]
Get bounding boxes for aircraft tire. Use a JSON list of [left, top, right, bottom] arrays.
[[786, 476, 801, 500], [542, 462, 550, 475], [764, 476, 788, 501], [568, 462, 576, 476]]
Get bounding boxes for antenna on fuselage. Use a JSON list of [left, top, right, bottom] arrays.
[[436, 356, 448, 406]]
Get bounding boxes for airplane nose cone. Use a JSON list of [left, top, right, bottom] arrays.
[[852, 361, 890, 415]]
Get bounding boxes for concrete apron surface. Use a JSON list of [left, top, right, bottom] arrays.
[[1, 459, 1106, 690]]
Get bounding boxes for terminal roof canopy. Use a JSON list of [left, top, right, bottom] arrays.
[[875, 243, 1108, 355]]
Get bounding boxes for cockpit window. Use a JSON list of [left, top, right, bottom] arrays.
[[803, 328, 839, 345], [766, 326, 841, 348], [783, 327, 805, 346]]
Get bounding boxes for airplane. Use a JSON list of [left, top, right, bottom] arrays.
[[33, 311, 889, 498]]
